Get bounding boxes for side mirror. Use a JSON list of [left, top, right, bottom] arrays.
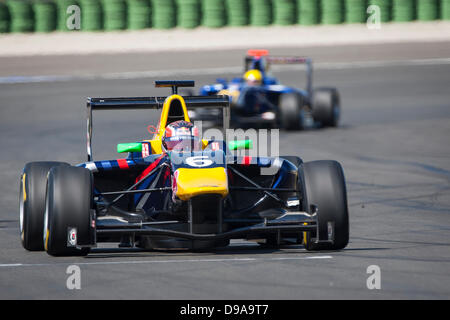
[[228, 139, 253, 150], [117, 143, 142, 153]]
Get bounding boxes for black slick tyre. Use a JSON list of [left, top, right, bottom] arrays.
[[44, 166, 93, 256], [20, 161, 70, 251], [279, 92, 304, 130], [302, 160, 349, 251]]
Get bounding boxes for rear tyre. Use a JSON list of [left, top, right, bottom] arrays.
[[312, 88, 340, 127], [302, 160, 349, 251], [20, 161, 70, 251], [44, 166, 93, 256], [279, 93, 305, 130]]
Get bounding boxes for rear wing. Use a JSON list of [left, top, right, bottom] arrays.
[[86, 80, 230, 161], [245, 50, 313, 98], [87, 95, 229, 110]]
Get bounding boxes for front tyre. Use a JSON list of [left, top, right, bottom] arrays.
[[20, 161, 70, 251], [302, 160, 349, 251], [44, 166, 93, 256]]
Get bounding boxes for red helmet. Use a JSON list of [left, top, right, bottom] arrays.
[[162, 120, 201, 152]]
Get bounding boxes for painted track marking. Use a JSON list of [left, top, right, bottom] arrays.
[[0, 255, 333, 268], [1, 58, 450, 84]]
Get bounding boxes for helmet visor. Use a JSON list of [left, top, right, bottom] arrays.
[[165, 136, 201, 152]]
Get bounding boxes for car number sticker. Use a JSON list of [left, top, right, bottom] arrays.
[[185, 156, 213, 167]]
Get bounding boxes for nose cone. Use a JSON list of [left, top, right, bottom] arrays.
[[173, 167, 228, 201]]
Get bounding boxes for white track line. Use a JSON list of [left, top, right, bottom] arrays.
[[0, 255, 332, 268], [1, 58, 449, 84]]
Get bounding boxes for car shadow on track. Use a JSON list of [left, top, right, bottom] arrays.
[[0, 219, 18, 229], [84, 243, 317, 259], [84, 241, 391, 259]]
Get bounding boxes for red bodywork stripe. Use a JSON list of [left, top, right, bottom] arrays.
[[134, 155, 164, 184], [117, 159, 129, 169], [242, 156, 252, 166], [163, 166, 170, 183]]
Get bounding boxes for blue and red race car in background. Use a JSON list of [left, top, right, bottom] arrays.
[[190, 49, 341, 130]]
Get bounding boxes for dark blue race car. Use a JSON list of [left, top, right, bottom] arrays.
[[19, 81, 349, 256], [190, 49, 341, 130]]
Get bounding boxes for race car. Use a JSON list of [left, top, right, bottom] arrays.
[[189, 49, 341, 130], [19, 80, 349, 256]]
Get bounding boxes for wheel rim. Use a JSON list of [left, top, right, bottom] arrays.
[[19, 174, 24, 240], [43, 184, 49, 250]]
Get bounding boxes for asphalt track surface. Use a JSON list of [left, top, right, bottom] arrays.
[[0, 43, 449, 299]]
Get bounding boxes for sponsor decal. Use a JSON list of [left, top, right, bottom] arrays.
[[142, 143, 150, 157], [165, 126, 173, 138], [67, 228, 77, 247], [176, 127, 191, 136], [211, 142, 220, 151]]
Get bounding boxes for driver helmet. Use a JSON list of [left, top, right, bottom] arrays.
[[162, 120, 201, 152], [243, 69, 263, 86]]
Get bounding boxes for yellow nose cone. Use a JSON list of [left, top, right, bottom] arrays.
[[174, 167, 228, 201]]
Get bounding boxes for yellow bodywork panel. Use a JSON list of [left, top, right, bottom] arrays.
[[201, 139, 209, 149], [155, 94, 190, 138], [149, 139, 163, 155], [175, 167, 228, 201], [143, 94, 210, 154]]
